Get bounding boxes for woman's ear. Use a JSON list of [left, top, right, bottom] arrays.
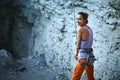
[[84, 19, 86, 23]]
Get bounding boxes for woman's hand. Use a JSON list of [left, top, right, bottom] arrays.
[[74, 51, 78, 60]]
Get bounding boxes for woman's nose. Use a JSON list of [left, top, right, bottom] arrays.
[[76, 20, 79, 23]]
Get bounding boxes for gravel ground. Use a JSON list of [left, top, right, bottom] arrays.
[[0, 56, 69, 80]]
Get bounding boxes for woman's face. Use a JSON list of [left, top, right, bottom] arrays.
[[76, 14, 86, 26]]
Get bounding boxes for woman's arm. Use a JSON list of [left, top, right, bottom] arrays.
[[74, 28, 83, 59]]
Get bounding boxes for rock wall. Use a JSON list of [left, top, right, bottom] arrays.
[[0, 0, 120, 80]]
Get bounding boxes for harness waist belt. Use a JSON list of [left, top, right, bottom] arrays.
[[79, 48, 93, 53]]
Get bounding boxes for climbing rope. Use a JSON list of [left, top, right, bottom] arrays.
[[73, 0, 77, 43], [62, 0, 77, 77]]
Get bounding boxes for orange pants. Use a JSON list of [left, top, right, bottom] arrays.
[[71, 59, 94, 80]]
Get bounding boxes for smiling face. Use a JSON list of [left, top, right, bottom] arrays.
[[76, 14, 86, 27]]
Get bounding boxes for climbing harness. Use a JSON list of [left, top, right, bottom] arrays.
[[79, 48, 93, 53], [79, 48, 96, 66], [79, 61, 87, 67]]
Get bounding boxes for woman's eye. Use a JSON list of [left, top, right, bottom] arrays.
[[76, 18, 80, 20]]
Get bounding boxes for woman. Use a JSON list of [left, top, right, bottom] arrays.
[[71, 12, 95, 80]]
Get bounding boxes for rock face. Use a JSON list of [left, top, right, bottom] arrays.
[[0, 0, 120, 80]]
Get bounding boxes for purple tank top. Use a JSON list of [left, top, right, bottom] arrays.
[[78, 26, 93, 60]]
